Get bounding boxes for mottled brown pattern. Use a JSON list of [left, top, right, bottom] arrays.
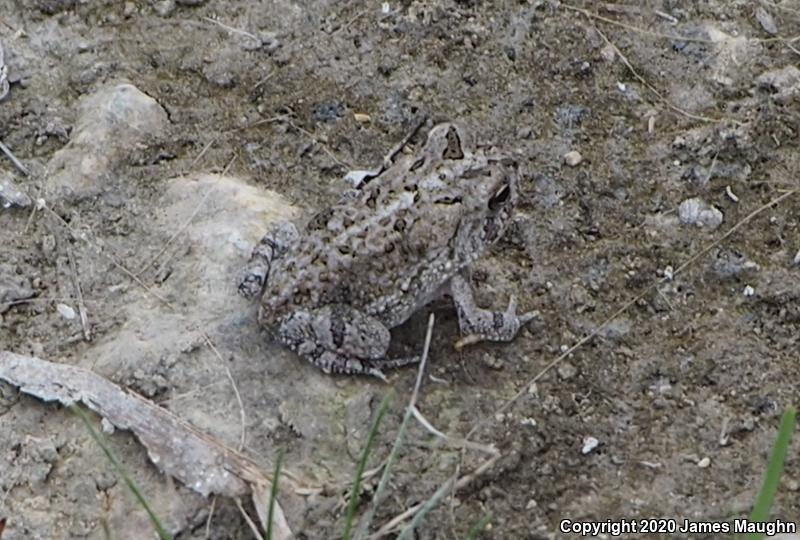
[[241, 123, 534, 377]]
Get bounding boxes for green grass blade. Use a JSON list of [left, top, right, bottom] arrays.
[[342, 391, 394, 540], [264, 448, 284, 540], [744, 406, 796, 540], [354, 402, 413, 540], [465, 513, 492, 539], [71, 405, 172, 540]]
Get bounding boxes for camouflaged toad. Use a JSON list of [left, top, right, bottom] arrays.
[[239, 122, 535, 379]]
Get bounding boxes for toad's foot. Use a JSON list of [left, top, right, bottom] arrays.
[[301, 351, 420, 380], [450, 273, 536, 346], [277, 304, 419, 379], [238, 221, 299, 299]]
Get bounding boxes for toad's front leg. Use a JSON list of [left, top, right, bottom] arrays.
[[450, 273, 536, 343], [238, 221, 299, 299], [277, 304, 419, 380]]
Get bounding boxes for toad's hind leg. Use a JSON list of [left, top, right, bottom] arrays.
[[450, 273, 536, 343], [277, 304, 419, 379], [238, 221, 299, 299]]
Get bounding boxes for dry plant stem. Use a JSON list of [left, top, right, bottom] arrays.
[[203, 16, 261, 42], [285, 119, 350, 168], [598, 2, 642, 15], [187, 138, 217, 173], [563, 3, 737, 44], [0, 16, 16, 30], [368, 314, 498, 537], [222, 153, 237, 175], [467, 187, 799, 440], [410, 313, 435, 407], [253, 71, 276, 90], [372, 453, 500, 538], [0, 139, 30, 176], [66, 245, 91, 341], [410, 407, 498, 456], [181, 115, 288, 176], [591, 23, 722, 124], [204, 496, 217, 539], [235, 498, 265, 540], [353, 313, 435, 540], [780, 38, 800, 56], [354, 313, 435, 540], [332, 10, 367, 35]]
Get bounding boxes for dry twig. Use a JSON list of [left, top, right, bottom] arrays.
[[65, 245, 91, 341], [0, 351, 294, 540], [0, 140, 29, 176]]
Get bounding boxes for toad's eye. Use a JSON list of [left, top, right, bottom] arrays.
[[442, 127, 464, 160], [488, 184, 511, 210]]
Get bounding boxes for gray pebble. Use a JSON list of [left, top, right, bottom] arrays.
[[678, 197, 723, 230], [757, 66, 800, 103], [563, 150, 582, 167], [557, 362, 578, 380], [755, 7, 777, 35], [0, 172, 32, 208]]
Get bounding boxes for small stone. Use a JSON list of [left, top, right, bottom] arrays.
[[45, 84, 168, 200], [563, 150, 583, 167], [786, 479, 799, 492], [313, 102, 343, 123], [581, 436, 600, 455], [755, 7, 778, 35], [101, 418, 115, 434], [757, 66, 800, 103], [516, 126, 532, 139], [527, 382, 538, 396], [153, 0, 175, 16], [793, 250, 800, 265], [520, 417, 537, 427], [525, 499, 537, 510], [557, 362, 577, 380], [482, 353, 504, 370], [353, 113, 371, 123], [122, 1, 135, 16], [203, 61, 236, 88], [708, 248, 756, 280], [678, 197, 724, 230], [697, 456, 711, 468], [743, 285, 755, 297], [56, 303, 76, 319], [600, 44, 616, 62]]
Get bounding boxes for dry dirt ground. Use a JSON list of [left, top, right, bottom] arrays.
[[2, 1, 800, 539]]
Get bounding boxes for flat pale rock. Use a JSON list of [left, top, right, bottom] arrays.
[[45, 83, 168, 200]]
